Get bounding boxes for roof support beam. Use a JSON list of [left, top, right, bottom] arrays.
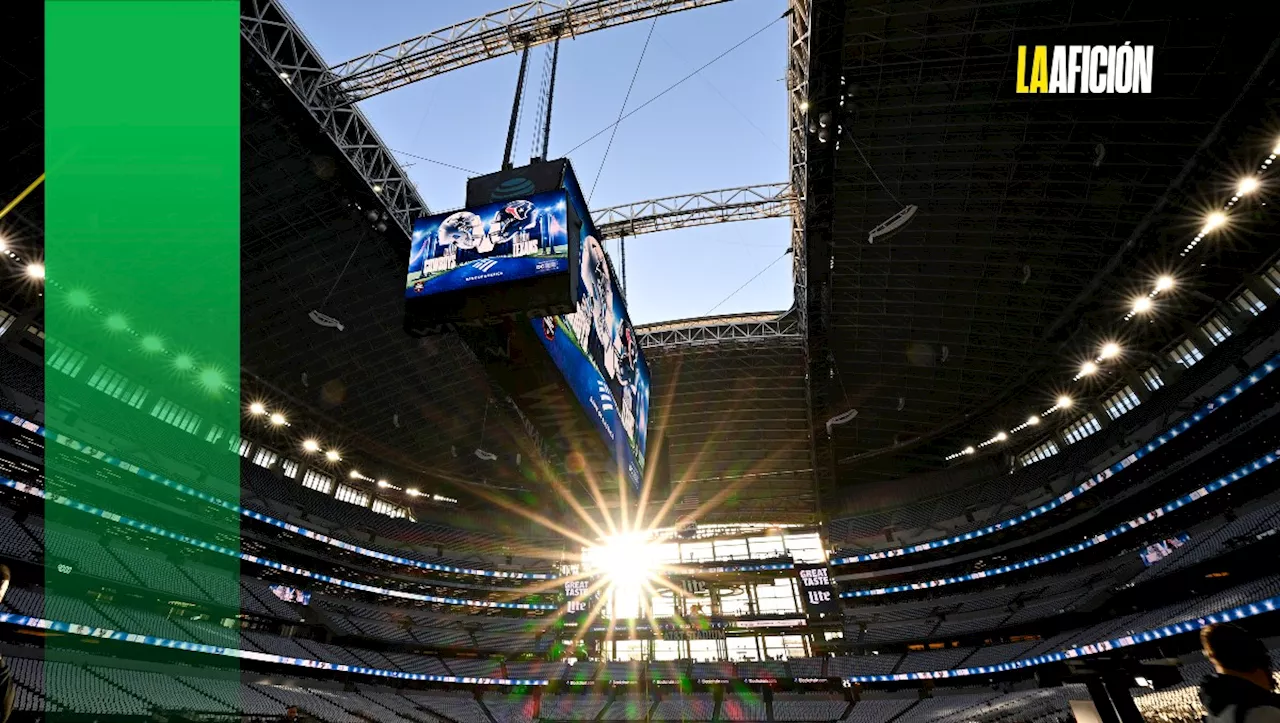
[[594, 183, 792, 239], [327, 0, 736, 103], [637, 311, 801, 352], [241, 0, 428, 235]]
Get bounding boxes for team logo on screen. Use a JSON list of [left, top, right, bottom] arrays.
[[406, 192, 569, 297]]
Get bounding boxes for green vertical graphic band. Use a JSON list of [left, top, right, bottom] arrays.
[[45, 0, 240, 713]]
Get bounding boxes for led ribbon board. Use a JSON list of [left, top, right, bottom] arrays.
[[842, 446, 1280, 597], [832, 352, 1280, 566], [1, 593, 1274, 687], [0, 411, 557, 580], [0, 475, 556, 610]]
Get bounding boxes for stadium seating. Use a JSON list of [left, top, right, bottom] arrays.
[[651, 693, 715, 721], [772, 693, 848, 721]]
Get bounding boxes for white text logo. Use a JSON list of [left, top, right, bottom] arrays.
[[1016, 44, 1152, 94]]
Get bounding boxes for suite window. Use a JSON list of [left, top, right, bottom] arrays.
[[335, 483, 370, 507], [1168, 339, 1203, 369], [302, 469, 334, 494]]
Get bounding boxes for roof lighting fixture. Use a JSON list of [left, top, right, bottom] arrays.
[[324, 449, 341, 462], [1027, 415, 1040, 426], [1201, 211, 1227, 234], [349, 470, 361, 479], [406, 488, 421, 496], [1132, 297, 1153, 314], [1057, 395, 1073, 409], [377, 480, 389, 488], [1273, 138, 1280, 155], [1080, 361, 1098, 376], [1237, 177, 1259, 196], [25, 263, 45, 280], [248, 402, 266, 415], [302, 439, 320, 452], [964, 446, 975, 455], [995, 432, 1008, 442], [269, 412, 286, 426], [1155, 275, 1175, 292], [1099, 342, 1121, 360]]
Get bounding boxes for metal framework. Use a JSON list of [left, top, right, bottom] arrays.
[[241, 0, 428, 234], [594, 183, 791, 239], [637, 311, 800, 352], [328, 0, 735, 103], [786, 0, 811, 331]]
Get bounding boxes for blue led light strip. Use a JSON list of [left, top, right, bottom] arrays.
[[0, 611, 549, 685], [0, 410, 557, 580], [0, 595, 1273, 687], [842, 446, 1280, 598], [0, 476, 558, 611], [832, 353, 1280, 566], [843, 596, 1280, 683]]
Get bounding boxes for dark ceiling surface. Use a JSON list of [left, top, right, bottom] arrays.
[[0, 2, 43, 317], [811, 0, 1280, 487]]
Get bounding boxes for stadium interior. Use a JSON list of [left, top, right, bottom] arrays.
[[3, 1, 1280, 722]]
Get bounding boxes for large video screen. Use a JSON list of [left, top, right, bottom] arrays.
[[533, 172, 650, 492], [406, 190, 570, 299]]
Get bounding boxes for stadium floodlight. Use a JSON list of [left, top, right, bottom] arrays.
[[1027, 415, 1040, 426], [25, 263, 44, 280], [1099, 342, 1121, 359], [995, 432, 1008, 442], [1155, 275, 1175, 292], [249, 402, 266, 415], [269, 412, 287, 426], [406, 488, 421, 496], [963, 446, 975, 455], [1132, 297, 1153, 314], [867, 205, 918, 244], [377, 480, 389, 488], [1201, 212, 1227, 234], [1080, 361, 1098, 376], [349, 470, 361, 479], [325, 449, 341, 462], [302, 439, 320, 452], [1237, 177, 1259, 195], [1057, 395, 1073, 409]]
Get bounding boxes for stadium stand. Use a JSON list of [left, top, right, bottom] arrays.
[[5, 2, 1280, 722]]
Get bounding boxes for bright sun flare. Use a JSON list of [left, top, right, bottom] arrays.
[[596, 533, 660, 587], [583, 532, 665, 619]]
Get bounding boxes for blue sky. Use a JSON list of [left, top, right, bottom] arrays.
[[284, 0, 793, 325]]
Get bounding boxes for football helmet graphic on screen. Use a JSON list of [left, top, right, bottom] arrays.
[[437, 211, 484, 251], [616, 325, 638, 389], [492, 199, 537, 240]]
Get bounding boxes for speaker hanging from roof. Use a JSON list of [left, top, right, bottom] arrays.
[[867, 205, 918, 244]]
